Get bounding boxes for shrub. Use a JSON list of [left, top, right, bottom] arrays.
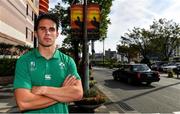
[[0, 58, 17, 76], [167, 69, 174, 78], [75, 88, 107, 105], [89, 80, 97, 88]]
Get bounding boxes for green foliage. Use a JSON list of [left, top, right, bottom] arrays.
[[120, 18, 180, 61], [84, 88, 98, 97], [0, 43, 13, 55], [0, 58, 17, 76], [89, 80, 97, 88], [92, 59, 121, 68], [116, 44, 139, 62], [0, 43, 31, 56], [76, 88, 106, 105], [149, 19, 180, 60], [168, 69, 174, 78]]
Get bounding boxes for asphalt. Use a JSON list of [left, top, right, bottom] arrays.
[[0, 73, 179, 113]]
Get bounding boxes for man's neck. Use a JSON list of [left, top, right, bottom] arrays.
[[38, 45, 56, 60]]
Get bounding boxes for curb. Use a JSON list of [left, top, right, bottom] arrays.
[[0, 106, 19, 113]]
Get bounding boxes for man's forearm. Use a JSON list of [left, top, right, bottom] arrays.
[[31, 78, 83, 103], [44, 85, 83, 102], [14, 89, 57, 111], [20, 95, 57, 111]]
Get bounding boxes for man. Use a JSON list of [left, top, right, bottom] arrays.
[[13, 13, 83, 113]]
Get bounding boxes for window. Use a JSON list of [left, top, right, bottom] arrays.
[[26, 27, 28, 39], [124, 65, 131, 71], [32, 11, 34, 21], [31, 31, 34, 41], [26, 4, 28, 15]]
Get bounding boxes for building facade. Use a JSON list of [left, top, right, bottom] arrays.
[[0, 0, 39, 47]]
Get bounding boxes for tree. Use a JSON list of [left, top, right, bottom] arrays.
[[0, 43, 13, 55], [121, 18, 180, 62], [149, 18, 180, 60], [116, 44, 139, 63], [122, 27, 152, 62]]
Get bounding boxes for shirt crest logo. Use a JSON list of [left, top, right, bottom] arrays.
[[30, 61, 36, 71], [45, 74, 51, 80], [59, 62, 65, 69]]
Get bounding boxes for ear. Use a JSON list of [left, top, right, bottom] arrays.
[[34, 31, 38, 38], [56, 31, 59, 38]]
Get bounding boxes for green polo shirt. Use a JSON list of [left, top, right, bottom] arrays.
[[13, 48, 81, 113]]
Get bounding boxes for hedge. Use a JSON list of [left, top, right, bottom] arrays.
[[0, 58, 17, 76]]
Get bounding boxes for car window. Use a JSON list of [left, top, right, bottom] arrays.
[[132, 64, 150, 71], [124, 65, 131, 71]]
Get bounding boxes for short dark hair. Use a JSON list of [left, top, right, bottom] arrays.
[[35, 13, 59, 31]]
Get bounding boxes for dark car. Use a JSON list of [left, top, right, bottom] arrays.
[[174, 65, 180, 78], [112, 64, 160, 85]]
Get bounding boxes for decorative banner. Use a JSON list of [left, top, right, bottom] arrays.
[[87, 4, 100, 30], [70, 4, 83, 39], [70, 4, 100, 40], [70, 4, 83, 30]]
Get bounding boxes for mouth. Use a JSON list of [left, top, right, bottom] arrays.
[[44, 38, 51, 42]]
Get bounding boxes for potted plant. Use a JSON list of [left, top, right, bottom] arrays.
[[167, 69, 174, 78], [75, 88, 107, 110], [89, 80, 97, 88]]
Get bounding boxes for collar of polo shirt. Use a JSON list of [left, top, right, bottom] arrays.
[[34, 48, 59, 59]]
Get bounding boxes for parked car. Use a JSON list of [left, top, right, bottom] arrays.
[[161, 63, 177, 72], [112, 64, 160, 85], [162, 62, 180, 72], [174, 65, 180, 76], [151, 61, 168, 71]]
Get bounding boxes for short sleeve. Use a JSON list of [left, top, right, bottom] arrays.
[[67, 57, 81, 80], [13, 58, 32, 90]]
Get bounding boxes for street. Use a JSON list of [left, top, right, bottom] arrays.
[[93, 67, 180, 113]]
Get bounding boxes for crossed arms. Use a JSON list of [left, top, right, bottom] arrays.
[[14, 76, 83, 111]]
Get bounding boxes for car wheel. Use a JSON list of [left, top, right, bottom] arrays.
[[146, 82, 151, 86], [127, 77, 132, 84], [113, 74, 118, 80]]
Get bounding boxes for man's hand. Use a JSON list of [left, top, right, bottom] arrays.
[[62, 75, 78, 87]]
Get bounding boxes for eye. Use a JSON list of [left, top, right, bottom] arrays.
[[49, 27, 56, 32], [38, 27, 46, 31]]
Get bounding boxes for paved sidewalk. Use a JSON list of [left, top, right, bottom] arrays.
[[0, 84, 18, 113], [0, 83, 123, 113]]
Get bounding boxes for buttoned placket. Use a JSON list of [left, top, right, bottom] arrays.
[[44, 60, 52, 81]]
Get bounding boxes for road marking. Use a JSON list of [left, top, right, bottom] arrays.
[[109, 111, 119, 114], [173, 111, 180, 114]]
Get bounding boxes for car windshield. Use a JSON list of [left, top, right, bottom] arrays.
[[132, 64, 151, 72]]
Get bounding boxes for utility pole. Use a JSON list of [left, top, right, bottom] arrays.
[[82, 0, 89, 92]]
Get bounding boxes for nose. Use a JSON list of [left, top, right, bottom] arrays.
[[45, 29, 50, 34]]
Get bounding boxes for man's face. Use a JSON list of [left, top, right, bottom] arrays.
[[35, 19, 59, 47]]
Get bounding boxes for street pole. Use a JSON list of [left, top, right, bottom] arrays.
[[82, 0, 89, 92], [103, 39, 105, 67]]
